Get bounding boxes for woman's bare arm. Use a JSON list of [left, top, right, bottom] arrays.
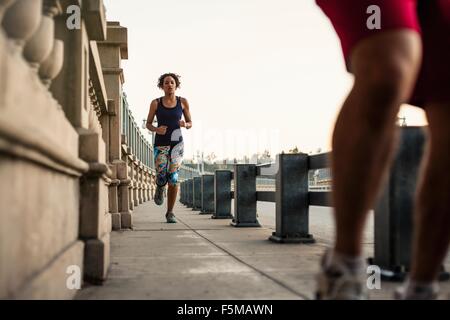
[[146, 100, 158, 132], [181, 97, 192, 129]]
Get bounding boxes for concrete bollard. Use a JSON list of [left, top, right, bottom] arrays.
[[186, 179, 193, 208], [213, 170, 233, 219], [182, 181, 187, 205], [193, 177, 202, 210], [231, 164, 260, 227], [183, 181, 187, 204], [269, 153, 315, 243], [201, 174, 215, 214], [180, 181, 185, 204], [370, 126, 449, 281]]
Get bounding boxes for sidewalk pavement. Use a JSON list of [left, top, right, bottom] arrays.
[[76, 199, 450, 300]]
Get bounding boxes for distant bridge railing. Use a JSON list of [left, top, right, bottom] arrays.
[[179, 127, 447, 281], [122, 92, 154, 170], [120, 92, 157, 208]]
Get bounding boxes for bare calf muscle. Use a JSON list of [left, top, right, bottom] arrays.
[[315, 0, 450, 299]]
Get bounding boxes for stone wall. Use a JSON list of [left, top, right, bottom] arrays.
[[0, 0, 154, 299], [0, 0, 86, 299]]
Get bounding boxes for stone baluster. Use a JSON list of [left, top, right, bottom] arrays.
[[24, 0, 61, 69], [133, 160, 138, 207], [150, 173, 155, 200], [149, 171, 152, 200], [138, 164, 143, 204], [136, 162, 140, 205], [146, 170, 150, 202], [149, 172, 153, 200], [143, 169, 148, 202], [2, 0, 42, 49], [38, 39, 63, 88], [141, 166, 145, 203], [0, 0, 16, 22], [128, 160, 134, 212]]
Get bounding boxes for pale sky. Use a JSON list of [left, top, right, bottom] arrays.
[[103, 0, 427, 161]]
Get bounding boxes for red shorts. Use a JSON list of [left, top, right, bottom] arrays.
[[316, 0, 450, 107]]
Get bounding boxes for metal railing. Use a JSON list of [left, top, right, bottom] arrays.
[[179, 127, 448, 281], [121, 92, 153, 169]]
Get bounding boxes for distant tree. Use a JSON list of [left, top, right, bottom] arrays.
[[258, 149, 272, 163], [262, 149, 271, 159], [289, 146, 299, 154]]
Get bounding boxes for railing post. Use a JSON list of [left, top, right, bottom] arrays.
[[370, 126, 449, 280], [193, 176, 202, 210], [185, 179, 192, 208], [231, 164, 260, 227], [180, 181, 185, 204], [269, 153, 315, 243], [201, 174, 214, 214], [212, 170, 233, 219], [184, 179, 188, 205], [182, 179, 187, 205]]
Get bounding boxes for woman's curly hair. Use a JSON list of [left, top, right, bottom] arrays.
[[157, 73, 181, 89]]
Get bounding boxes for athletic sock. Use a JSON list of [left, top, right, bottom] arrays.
[[329, 250, 365, 274], [403, 279, 439, 296]]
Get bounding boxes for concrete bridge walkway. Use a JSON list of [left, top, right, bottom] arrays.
[[76, 200, 450, 300]]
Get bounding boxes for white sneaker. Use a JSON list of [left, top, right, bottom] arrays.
[[394, 279, 439, 300], [315, 249, 367, 300]]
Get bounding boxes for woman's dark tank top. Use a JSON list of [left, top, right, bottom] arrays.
[[154, 96, 184, 147]]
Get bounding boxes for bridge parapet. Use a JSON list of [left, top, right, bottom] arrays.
[[0, 0, 153, 298], [179, 127, 448, 280]]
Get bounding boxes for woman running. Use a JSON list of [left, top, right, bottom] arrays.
[[146, 73, 192, 223]]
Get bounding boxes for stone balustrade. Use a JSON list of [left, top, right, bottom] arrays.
[[0, 0, 153, 299], [0, 0, 84, 299], [120, 92, 155, 219]]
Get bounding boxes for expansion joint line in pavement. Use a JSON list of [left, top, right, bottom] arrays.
[[175, 216, 311, 300]]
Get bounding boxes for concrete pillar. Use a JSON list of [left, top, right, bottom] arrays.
[[186, 179, 193, 208], [213, 170, 233, 219], [78, 132, 111, 283], [116, 160, 132, 229], [180, 181, 185, 204], [0, 0, 95, 297], [269, 154, 315, 243], [129, 182, 134, 211], [127, 155, 134, 211], [51, 1, 112, 283], [97, 21, 129, 226], [107, 164, 121, 230], [231, 164, 260, 227], [370, 127, 450, 281], [193, 177, 202, 210], [201, 174, 214, 214], [182, 181, 187, 205], [97, 22, 127, 162]]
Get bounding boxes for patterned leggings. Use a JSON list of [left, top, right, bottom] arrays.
[[154, 141, 184, 187]]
